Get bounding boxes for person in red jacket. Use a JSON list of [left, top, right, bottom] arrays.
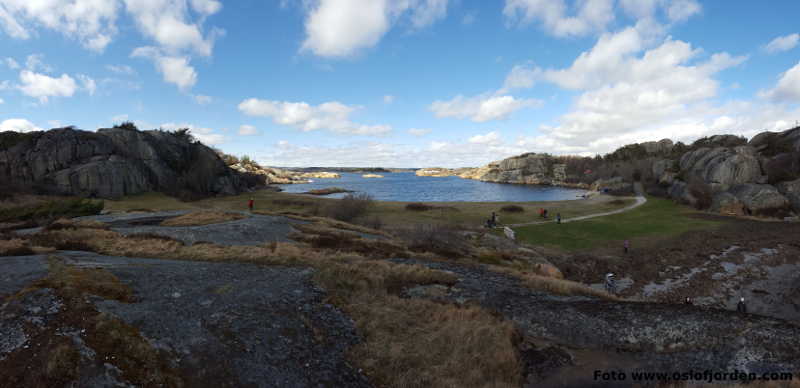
[[248, 197, 254, 212]]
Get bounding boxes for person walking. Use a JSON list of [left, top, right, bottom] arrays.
[[605, 273, 617, 295], [737, 297, 747, 313], [491, 212, 498, 227], [556, 213, 562, 224], [623, 240, 630, 254], [248, 197, 254, 212]]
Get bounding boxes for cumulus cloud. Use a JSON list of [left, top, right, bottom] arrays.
[[0, 0, 119, 51], [18, 70, 78, 102], [468, 131, 502, 145], [503, 0, 615, 37], [665, 0, 701, 22], [764, 33, 799, 54], [131, 47, 197, 90], [408, 128, 431, 136], [517, 25, 750, 155], [300, 0, 450, 58], [106, 64, 136, 75], [3, 57, 20, 69], [383, 94, 395, 104], [760, 61, 800, 102], [238, 124, 258, 136], [77, 74, 97, 96], [194, 94, 212, 104], [0, 118, 43, 133], [124, 0, 221, 56], [159, 122, 226, 145], [429, 94, 542, 122], [25, 54, 53, 73], [238, 98, 392, 136], [500, 63, 541, 92], [0, 98, 4, 104]]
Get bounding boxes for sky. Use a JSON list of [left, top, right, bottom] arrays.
[[1, 0, 799, 168]]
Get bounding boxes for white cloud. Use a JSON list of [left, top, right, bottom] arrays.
[[408, 128, 431, 136], [503, 0, 615, 37], [259, 136, 531, 168], [500, 63, 541, 92], [3, 57, 20, 69], [665, 0, 701, 22], [106, 64, 136, 75], [0, 98, 4, 104], [18, 70, 78, 102], [0, 0, 119, 51], [238, 98, 392, 135], [131, 46, 197, 90], [159, 122, 226, 145], [301, 0, 449, 58], [468, 131, 502, 145], [238, 124, 258, 136], [25, 54, 53, 73], [0, 118, 42, 133], [194, 94, 213, 105], [764, 33, 799, 54], [77, 74, 97, 96], [760, 61, 800, 102], [518, 25, 750, 155], [383, 94, 395, 104], [429, 94, 541, 122], [123, 0, 221, 57]]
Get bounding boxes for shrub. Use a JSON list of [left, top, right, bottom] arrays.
[[499, 205, 524, 213], [0, 198, 104, 223], [325, 192, 373, 222], [405, 202, 433, 211], [113, 121, 138, 131], [397, 224, 472, 258]]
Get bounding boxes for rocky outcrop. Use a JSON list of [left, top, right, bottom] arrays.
[[415, 168, 455, 177], [0, 127, 255, 199], [299, 172, 341, 179], [362, 174, 384, 178], [229, 163, 309, 185], [749, 126, 800, 154], [775, 178, 800, 213], [679, 146, 763, 191], [591, 177, 631, 192], [728, 184, 790, 215], [709, 192, 746, 215], [668, 181, 697, 206], [641, 139, 674, 154]]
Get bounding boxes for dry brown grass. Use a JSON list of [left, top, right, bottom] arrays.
[[22, 226, 523, 388], [0, 238, 34, 256], [346, 294, 521, 388], [489, 265, 617, 300], [35, 256, 134, 302], [159, 211, 246, 227]]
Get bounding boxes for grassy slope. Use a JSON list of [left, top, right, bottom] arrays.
[[104, 189, 635, 227], [514, 197, 723, 251]]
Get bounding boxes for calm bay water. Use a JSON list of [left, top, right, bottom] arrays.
[[277, 172, 587, 202]]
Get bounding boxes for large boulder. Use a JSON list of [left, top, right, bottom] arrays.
[[728, 184, 790, 215], [775, 178, 800, 213], [651, 159, 674, 179], [679, 146, 763, 191], [749, 126, 800, 155], [668, 181, 697, 206], [641, 139, 674, 154], [710, 192, 746, 216], [0, 127, 254, 199]]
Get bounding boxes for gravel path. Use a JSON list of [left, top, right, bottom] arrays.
[[1, 251, 371, 387], [392, 258, 800, 387], [506, 183, 647, 228]]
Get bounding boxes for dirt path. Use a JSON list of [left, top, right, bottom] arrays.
[[506, 183, 647, 228], [391, 258, 800, 387]]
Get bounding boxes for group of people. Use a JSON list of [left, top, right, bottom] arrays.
[[486, 212, 500, 228]]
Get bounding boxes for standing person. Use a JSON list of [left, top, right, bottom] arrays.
[[491, 212, 498, 227], [737, 297, 747, 313], [543, 209, 548, 218], [605, 273, 617, 295], [248, 197, 254, 212], [685, 297, 693, 305], [624, 239, 630, 254], [539, 208, 544, 218], [556, 213, 562, 224]]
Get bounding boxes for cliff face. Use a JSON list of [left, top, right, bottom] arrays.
[[0, 127, 258, 199]]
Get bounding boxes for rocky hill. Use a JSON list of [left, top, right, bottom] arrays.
[[0, 126, 262, 199], [420, 127, 800, 217]]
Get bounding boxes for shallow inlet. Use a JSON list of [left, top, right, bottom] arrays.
[[278, 172, 587, 202]]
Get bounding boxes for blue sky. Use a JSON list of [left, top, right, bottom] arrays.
[[1, 0, 799, 167]]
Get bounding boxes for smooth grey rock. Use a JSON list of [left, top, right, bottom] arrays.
[[775, 178, 800, 213], [729, 184, 790, 213]]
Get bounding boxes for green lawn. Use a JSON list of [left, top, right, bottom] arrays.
[[513, 197, 724, 251]]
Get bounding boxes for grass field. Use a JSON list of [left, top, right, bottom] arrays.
[[513, 197, 724, 251], [103, 189, 635, 228]]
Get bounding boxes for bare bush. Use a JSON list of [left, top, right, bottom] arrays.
[[499, 205, 524, 213], [405, 202, 433, 211], [325, 192, 373, 222], [396, 224, 473, 258], [687, 178, 713, 210]]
